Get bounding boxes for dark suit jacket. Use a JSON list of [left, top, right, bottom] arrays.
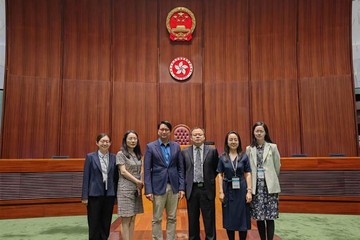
[[81, 152, 119, 200], [144, 140, 185, 195], [182, 145, 219, 200]]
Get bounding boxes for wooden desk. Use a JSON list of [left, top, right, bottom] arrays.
[[0, 156, 359, 219]]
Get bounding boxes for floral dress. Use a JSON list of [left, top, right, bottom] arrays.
[[250, 145, 279, 220]]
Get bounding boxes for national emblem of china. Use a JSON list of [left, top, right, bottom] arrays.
[[169, 57, 193, 81], [166, 7, 196, 41]]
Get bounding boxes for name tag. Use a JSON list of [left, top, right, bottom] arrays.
[[257, 167, 265, 179], [232, 177, 240, 189]]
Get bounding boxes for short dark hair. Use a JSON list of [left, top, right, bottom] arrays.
[[157, 121, 172, 131], [96, 133, 111, 143], [191, 127, 205, 136]]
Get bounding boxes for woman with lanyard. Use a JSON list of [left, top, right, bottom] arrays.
[[81, 133, 119, 240], [217, 130, 252, 240], [246, 122, 281, 240]]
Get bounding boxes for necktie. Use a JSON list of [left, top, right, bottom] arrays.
[[194, 147, 203, 182]]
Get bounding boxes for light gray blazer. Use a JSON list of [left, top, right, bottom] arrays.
[[246, 142, 281, 194]]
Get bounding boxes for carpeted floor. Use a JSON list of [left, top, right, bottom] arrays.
[[0, 213, 359, 240]]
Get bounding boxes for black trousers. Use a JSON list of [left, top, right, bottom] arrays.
[[87, 196, 115, 240], [187, 184, 216, 240]]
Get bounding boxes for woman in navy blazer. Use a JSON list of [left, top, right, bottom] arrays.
[[81, 133, 119, 240]]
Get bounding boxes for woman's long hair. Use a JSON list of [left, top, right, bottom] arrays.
[[121, 130, 142, 159], [250, 121, 273, 147]]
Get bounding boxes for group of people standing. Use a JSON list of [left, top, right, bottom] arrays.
[[81, 120, 281, 240]]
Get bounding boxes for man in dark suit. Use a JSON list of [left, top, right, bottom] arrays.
[[144, 121, 185, 240], [182, 127, 219, 240]]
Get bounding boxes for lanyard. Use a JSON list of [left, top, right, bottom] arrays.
[[230, 156, 238, 177]]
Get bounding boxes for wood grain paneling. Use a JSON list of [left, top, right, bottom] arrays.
[[2, 0, 62, 158], [204, 82, 250, 153], [112, 0, 158, 83], [111, 82, 158, 152], [1, 157, 359, 219], [157, 1, 204, 132], [60, 80, 112, 157], [300, 76, 357, 156], [158, 83, 203, 130], [203, 0, 249, 83], [298, 0, 352, 77], [63, 0, 111, 81], [60, 0, 112, 157], [250, 80, 301, 156], [159, 0, 203, 84], [111, 0, 158, 149], [7, 0, 62, 78], [2, 77, 61, 158], [249, 0, 300, 157], [203, 0, 250, 153], [2, 0, 357, 158], [298, 0, 356, 156]]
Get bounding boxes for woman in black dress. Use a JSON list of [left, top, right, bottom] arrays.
[[217, 130, 252, 240]]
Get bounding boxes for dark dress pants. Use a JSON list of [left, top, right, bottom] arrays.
[[87, 196, 115, 240], [187, 184, 216, 240]]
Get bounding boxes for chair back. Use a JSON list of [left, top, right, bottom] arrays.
[[173, 124, 191, 145]]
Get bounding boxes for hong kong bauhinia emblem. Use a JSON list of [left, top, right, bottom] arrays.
[[166, 7, 196, 41], [169, 57, 193, 81]]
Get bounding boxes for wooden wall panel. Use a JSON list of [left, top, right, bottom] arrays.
[[63, 0, 111, 81], [2, 0, 62, 158], [2, 77, 61, 158], [203, 0, 249, 83], [2, 0, 358, 158], [298, 0, 357, 156], [158, 1, 204, 130], [204, 82, 250, 152], [6, 0, 62, 78], [111, 0, 158, 148], [111, 83, 158, 152], [250, 81, 301, 156], [249, 0, 300, 157], [60, 0, 112, 157], [112, 0, 158, 84], [1, 157, 359, 219], [300, 76, 357, 156], [159, 83, 203, 131], [60, 80, 111, 157], [159, 1, 203, 84], [203, 0, 249, 152]]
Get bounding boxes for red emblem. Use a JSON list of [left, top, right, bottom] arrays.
[[169, 57, 193, 81], [166, 7, 196, 41]]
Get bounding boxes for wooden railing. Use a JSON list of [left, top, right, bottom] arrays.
[[0, 156, 359, 219]]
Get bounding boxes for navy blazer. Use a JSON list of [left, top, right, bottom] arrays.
[[81, 152, 119, 200], [144, 140, 185, 195], [182, 145, 219, 200]]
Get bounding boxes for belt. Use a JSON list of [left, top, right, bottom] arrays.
[[193, 182, 204, 187]]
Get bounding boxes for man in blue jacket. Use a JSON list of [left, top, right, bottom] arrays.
[[144, 120, 185, 240]]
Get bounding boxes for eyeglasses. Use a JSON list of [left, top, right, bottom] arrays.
[[192, 133, 204, 137], [159, 128, 170, 132]]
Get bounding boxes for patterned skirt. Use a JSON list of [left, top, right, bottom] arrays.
[[250, 178, 279, 220]]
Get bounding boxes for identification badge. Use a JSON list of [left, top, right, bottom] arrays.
[[257, 167, 265, 179], [232, 177, 240, 189]]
